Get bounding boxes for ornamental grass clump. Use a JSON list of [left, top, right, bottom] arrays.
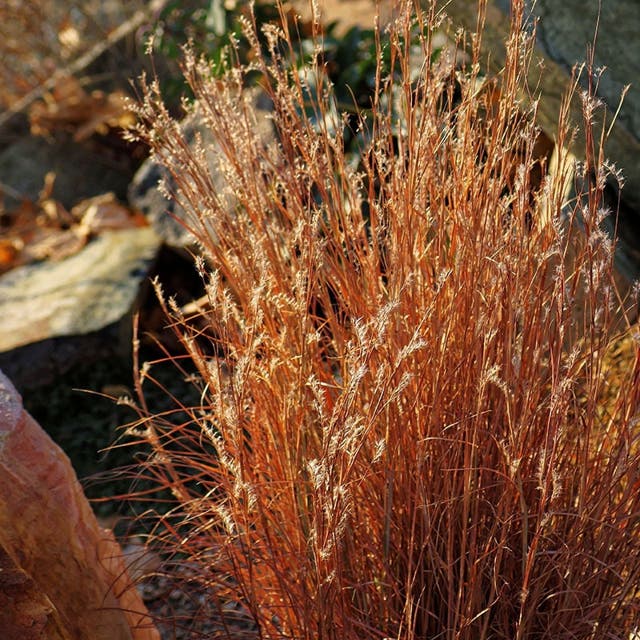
[[124, 1, 640, 637]]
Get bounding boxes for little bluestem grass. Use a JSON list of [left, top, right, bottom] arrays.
[[123, 1, 640, 637]]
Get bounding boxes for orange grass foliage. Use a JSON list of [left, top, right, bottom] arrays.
[[123, 1, 640, 637]]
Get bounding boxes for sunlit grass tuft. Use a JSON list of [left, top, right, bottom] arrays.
[[123, 1, 640, 637]]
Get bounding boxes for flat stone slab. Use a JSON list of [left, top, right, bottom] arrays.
[[0, 227, 160, 389], [0, 227, 159, 351]]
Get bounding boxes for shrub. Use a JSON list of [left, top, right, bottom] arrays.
[[125, 1, 640, 637]]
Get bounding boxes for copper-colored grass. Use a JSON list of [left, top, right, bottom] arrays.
[[124, 1, 640, 637]]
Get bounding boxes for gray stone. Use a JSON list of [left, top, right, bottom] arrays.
[[496, 0, 639, 144], [0, 226, 161, 389], [0, 135, 132, 209], [128, 88, 276, 248], [443, 0, 640, 287], [493, 0, 640, 283], [127, 148, 197, 248]]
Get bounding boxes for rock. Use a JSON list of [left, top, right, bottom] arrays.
[[128, 88, 276, 249], [442, 0, 640, 296], [0, 369, 160, 640], [495, 0, 640, 145], [0, 544, 57, 640], [483, 0, 640, 211], [510, 0, 640, 282], [0, 227, 161, 391], [0, 135, 133, 210]]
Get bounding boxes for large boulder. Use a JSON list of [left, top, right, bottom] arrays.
[[0, 369, 159, 640], [442, 0, 640, 286]]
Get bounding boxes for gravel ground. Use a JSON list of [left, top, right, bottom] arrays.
[[139, 566, 258, 640]]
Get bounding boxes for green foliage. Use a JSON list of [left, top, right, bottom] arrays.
[[143, 0, 280, 101]]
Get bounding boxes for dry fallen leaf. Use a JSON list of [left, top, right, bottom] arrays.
[[73, 192, 148, 234], [0, 239, 19, 274], [40, 197, 75, 229], [0, 175, 148, 273], [21, 226, 88, 263], [29, 75, 136, 141]]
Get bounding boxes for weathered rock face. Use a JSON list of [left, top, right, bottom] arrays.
[[496, 0, 639, 144], [441, 0, 640, 289], [513, 0, 640, 282], [0, 543, 59, 640], [0, 369, 159, 640]]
